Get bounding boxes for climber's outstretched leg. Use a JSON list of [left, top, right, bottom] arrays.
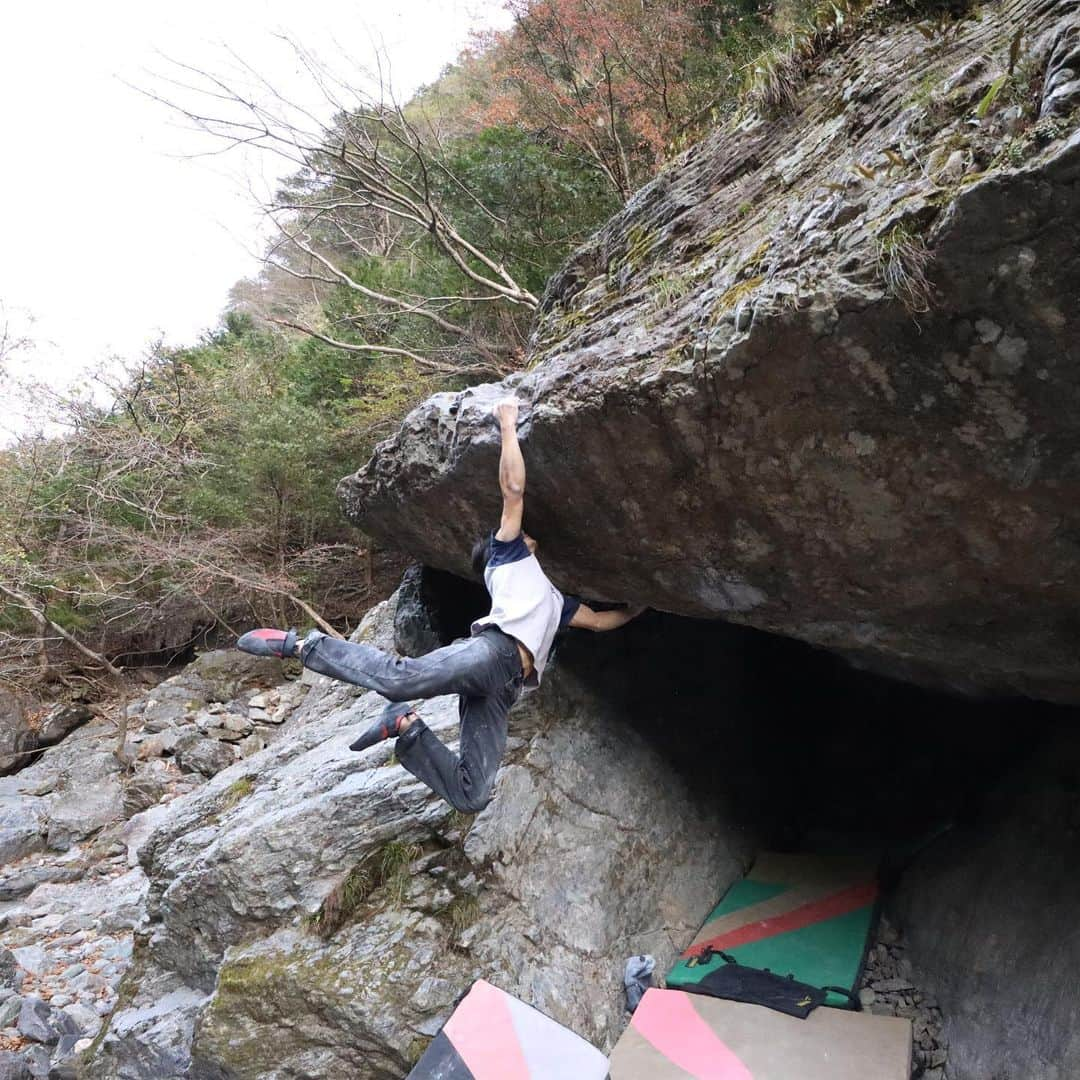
[[320, 627, 524, 813], [239, 624, 512, 700]]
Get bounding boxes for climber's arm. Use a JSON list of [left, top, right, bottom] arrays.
[[570, 603, 646, 632], [494, 398, 525, 542]]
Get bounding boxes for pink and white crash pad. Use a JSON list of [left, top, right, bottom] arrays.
[[406, 978, 609, 1079], [609, 988, 911, 1080]]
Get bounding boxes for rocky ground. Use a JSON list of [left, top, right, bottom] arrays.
[[1, 591, 753, 1079], [860, 916, 950, 1080], [2, 580, 1075, 1079], [0, 652, 303, 1078]]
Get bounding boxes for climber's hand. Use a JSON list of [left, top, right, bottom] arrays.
[[494, 398, 520, 428]]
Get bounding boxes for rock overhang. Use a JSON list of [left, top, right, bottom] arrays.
[[340, 0, 1080, 702]]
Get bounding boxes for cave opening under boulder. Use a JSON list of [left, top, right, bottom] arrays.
[[407, 563, 1080, 1079]]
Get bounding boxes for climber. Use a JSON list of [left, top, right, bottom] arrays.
[[237, 397, 643, 813]]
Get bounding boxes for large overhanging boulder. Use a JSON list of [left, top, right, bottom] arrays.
[[342, 0, 1080, 702]]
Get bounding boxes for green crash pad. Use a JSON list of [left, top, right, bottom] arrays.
[[610, 988, 911, 1079], [667, 853, 879, 1008]]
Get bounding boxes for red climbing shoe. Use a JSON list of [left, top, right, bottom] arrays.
[[350, 701, 417, 752], [236, 627, 299, 659]]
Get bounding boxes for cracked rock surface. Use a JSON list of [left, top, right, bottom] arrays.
[[77, 594, 748, 1079], [341, 0, 1080, 703]]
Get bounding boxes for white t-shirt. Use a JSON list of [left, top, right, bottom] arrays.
[[470, 533, 580, 688]]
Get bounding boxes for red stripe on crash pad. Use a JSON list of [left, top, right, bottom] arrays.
[[687, 881, 878, 959], [632, 989, 753, 1080], [444, 980, 530, 1080]]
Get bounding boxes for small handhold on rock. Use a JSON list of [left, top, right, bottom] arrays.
[[940, 150, 967, 183], [36, 705, 93, 748], [222, 714, 254, 736]]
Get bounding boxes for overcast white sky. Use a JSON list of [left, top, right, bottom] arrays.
[[0, 0, 510, 411]]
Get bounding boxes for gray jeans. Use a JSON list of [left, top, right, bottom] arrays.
[[301, 627, 524, 813]]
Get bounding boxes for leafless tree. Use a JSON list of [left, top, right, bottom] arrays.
[[141, 42, 537, 379]]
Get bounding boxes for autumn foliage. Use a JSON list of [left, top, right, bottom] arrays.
[[469, 0, 766, 199]]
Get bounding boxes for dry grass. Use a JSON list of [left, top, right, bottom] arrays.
[[221, 776, 254, 809], [306, 839, 421, 938], [877, 224, 934, 312]]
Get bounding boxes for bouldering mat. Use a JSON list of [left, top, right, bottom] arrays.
[[609, 987, 911, 1080], [405, 978, 609, 1079], [667, 853, 878, 1008]]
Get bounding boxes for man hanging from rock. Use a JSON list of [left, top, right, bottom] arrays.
[[237, 397, 643, 812]]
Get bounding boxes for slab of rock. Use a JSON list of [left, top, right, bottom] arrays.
[[0, 950, 21, 991], [17, 998, 78, 1045], [893, 726, 1080, 1080], [340, 0, 1080, 704], [0, 797, 46, 864], [0, 996, 21, 1028], [11, 947, 48, 979], [0, 865, 81, 903], [77, 596, 746, 1079], [121, 767, 170, 819], [393, 563, 443, 658], [35, 706, 93, 749], [174, 737, 236, 778], [238, 733, 265, 758], [0, 1051, 31, 1080], [87, 965, 206, 1080], [0, 690, 37, 776], [220, 713, 253, 736], [60, 1002, 100, 1037], [46, 776, 124, 850]]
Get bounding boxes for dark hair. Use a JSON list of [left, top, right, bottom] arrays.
[[470, 534, 493, 579]]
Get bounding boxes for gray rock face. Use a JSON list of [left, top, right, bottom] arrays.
[[46, 776, 125, 851], [0, 798, 46, 865], [892, 726, 1080, 1080], [79, 595, 748, 1078], [0, 950, 20, 991], [0, 649, 316, 1080], [90, 966, 207, 1080], [393, 564, 443, 658], [173, 737, 236, 779], [340, 0, 1080, 703], [0, 1051, 31, 1080], [0, 995, 22, 1027], [0, 690, 37, 776], [35, 706, 93, 750], [17, 997, 79, 1045]]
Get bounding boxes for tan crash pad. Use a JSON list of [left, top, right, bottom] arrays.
[[610, 988, 911, 1080]]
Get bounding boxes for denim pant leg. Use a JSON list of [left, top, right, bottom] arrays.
[[300, 631, 500, 700], [396, 634, 524, 813]]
